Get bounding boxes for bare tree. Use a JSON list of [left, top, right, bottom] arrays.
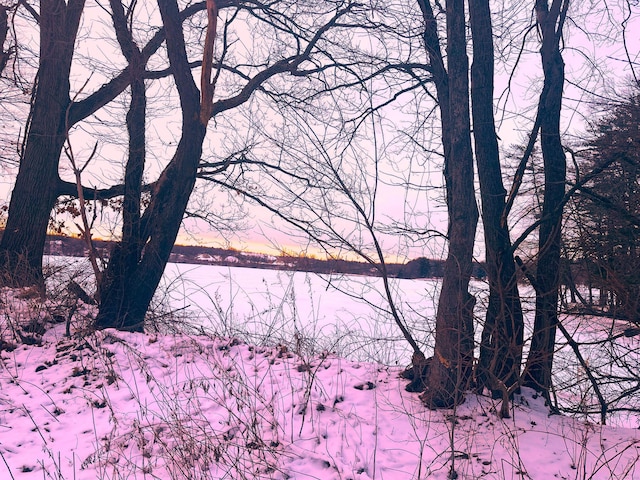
[[0, 0, 210, 287], [469, 0, 524, 399], [523, 0, 570, 396], [96, 0, 208, 329], [0, 0, 86, 287], [416, 0, 479, 408]]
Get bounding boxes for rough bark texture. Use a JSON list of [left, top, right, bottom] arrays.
[[418, 0, 478, 409], [469, 0, 524, 396], [0, 0, 85, 287], [523, 0, 568, 394], [96, 0, 207, 331]]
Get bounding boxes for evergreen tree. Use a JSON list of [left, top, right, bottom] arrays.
[[571, 87, 640, 321]]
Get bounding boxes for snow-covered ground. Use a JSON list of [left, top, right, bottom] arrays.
[[158, 261, 447, 366], [0, 260, 638, 479]]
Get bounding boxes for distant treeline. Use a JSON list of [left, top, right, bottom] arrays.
[[41, 233, 490, 279]]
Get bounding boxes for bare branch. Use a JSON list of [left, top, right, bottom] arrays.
[[200, 0, 218, 124]]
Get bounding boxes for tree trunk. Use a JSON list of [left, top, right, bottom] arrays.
[[93, 0, 353, 330], [469, 0, 524, 396], [95, 0, 207, 330], [95, 127, 206, 330], [523, 0, 568, 394], [0, 0, 85, 287], [93, 0, 148, 320], [418, 0, 479, 408]]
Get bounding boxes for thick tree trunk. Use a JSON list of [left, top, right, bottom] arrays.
[[419, 0, 479, 409], [95, 0, 207, 330], [469, 0, 524, 396], [523, 0, 568, 394], [94, 0, 148, 321], [95, 127, 206, 330], [0, 0, 85, 287]]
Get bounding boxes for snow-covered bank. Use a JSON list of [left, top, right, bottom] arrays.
[[1, 326, 638, 479]]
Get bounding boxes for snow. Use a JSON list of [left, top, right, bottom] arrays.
[[158, 262, 446, 366], [1, 328, 638, 479], [0, 262, 639, 479]]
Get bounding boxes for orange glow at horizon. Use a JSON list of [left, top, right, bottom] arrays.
[[174, 231, 409, 263], [176, 234, 348, 260]]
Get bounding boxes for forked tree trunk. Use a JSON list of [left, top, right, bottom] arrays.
[[94, 0, 354, 330], [469, 0, 524, 396], [94, 0, 148, 325], [523, 0, 568, 394], [418, 0, 478, 408], [0, 0, 85, 287], [95, 127, 206, 330], [96, 0, 207, 330]]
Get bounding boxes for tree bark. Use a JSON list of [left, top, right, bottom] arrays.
[[523, 0, 568, 394], [0, 0, 85, 287], [95, 127, 206, 330], [94, 0, 148, 312], [469, 0, 524, 396], [96, 0, 207, 330], [418, 0, 479, 408]]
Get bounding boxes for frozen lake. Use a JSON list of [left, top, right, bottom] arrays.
[[46, 256, 639, 423], [47, 256, 448, 364], [158, 262, 455, 365]]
